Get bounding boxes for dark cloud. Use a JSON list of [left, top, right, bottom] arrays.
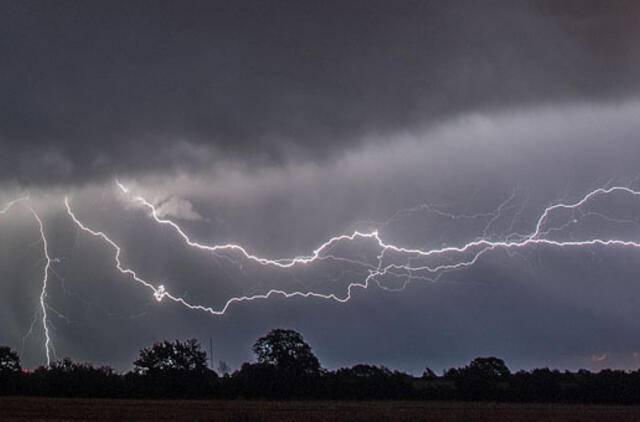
[[1, 0, 639, 184], [3, 1, 640, 373], [3, 102, 640, 371]]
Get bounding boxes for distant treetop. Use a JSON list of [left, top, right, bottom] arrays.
[[0, 346, 21, 373], [133, 339, 208, 374], [252, 328, 321, 375]]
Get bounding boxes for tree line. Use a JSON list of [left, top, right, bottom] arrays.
[[1, 328, 640, 403]]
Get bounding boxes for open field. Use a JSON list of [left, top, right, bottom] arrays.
[[2, 398, 640, 422]]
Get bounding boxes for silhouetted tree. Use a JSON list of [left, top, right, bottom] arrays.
[[130, 339, 215, 398], [451, 357, 512, 400], [227, 329, 322, 398], [0, 346, 22, 395], [422, 367, 437, 380], [26, 358, 121, 397], [512, 368, 561, 402], [252, 328, 320, 375], [327, 364, 415, 399], [5, 335, 640, 403], [465, 357, 511, 378], [133, 339, 207, 374], [0, 346, 21, 373]]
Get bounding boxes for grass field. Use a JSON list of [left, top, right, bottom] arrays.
[[2, 397, 640, 421]]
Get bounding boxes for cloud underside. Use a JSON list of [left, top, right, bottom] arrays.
[[1, 0, 639, 185]]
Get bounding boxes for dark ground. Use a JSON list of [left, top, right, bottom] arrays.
[[2, 398, 640, 421]]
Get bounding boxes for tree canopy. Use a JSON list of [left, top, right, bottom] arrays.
[[252, 328, 320, 375], [463, 357, 511, 378], [3, 334, 640, 403], [0, 346, 21, 373], [133, 339, 207, 374]]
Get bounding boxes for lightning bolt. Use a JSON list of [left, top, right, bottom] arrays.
[[65, 195, 378, 314], [29, 208, 53, 366], [60, 181, 640, 318], [4, 181, 640, 365], [115, 180, 379, 268], [1, 195, 54, 366], [0, 194, 29, 214]]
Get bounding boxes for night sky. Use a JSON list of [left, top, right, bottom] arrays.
[[2, 0, 640, 373]]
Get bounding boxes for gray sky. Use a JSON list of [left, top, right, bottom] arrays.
[[1, 0, 640, 373]]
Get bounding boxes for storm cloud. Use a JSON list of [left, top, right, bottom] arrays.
[[1, 1, 640, 373], [1, 0, 639, 184]]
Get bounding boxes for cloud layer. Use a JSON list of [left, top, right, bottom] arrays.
[[1, 0, 639, 185], [2, 1, 640, 373]]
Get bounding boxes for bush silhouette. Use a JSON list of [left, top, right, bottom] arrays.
[[2, 334, 640, 403]]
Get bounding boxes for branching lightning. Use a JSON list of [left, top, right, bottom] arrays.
[[29, 208, 53, 366], [60, 182, 640, 318], [1, 195, 54, 366], [0, 194, 29, 215], [5, 181, 640, 366]]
